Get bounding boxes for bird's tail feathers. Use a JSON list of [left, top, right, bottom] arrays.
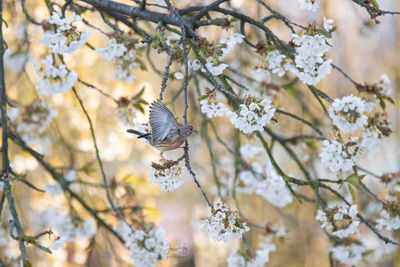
[[127, 129, 150, 139]]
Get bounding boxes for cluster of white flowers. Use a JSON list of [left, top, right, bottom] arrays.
[[298, 0, 319, 11], [226, 224, 286, 267], [173, 71, 184, 80], [6, 106, 19, 121], [316, 205, 359, 238], [319, 140, 354, 172], [330, 243, 366, 265], [97, 38, 127, 60], [4, 49, 29, 72], [378, 74, 393, 97], [40, 12, 90, 54], [200, 200, 249, 242], [16, 99, 58, 137], [148, 160, 183, 192], [191, 59, 228, 76], [35, 55, 78, 95], [43, 182, 63, 195], [329, 95, 368, 133], [115, 49, 139, 83], [285, 33, 332, 85], [257, 162, 293, 208], [360, 129, 381, 150], [116, 106, 136, 126], [65, 169, 77, 181], [97, 39, 138, 82], [227, 239, 275, 267], [190, 33, 244, 76], [323, 17, 334, 32], [115, 97, 137, 126], [39, 209, 97, 250], [219, 33, 245, 59], [265, 50, 286, 77], [237, 162, 293, 208], [200, 99, 229, 118], [239, 144, 263, 159], [229, 98, 276, 134], [376, 210, 400, 231], [115, 222, 168, 267]]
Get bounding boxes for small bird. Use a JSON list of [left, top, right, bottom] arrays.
[[127, 101, 197, 155]]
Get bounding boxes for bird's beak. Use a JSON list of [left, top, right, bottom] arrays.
[[193, 129, 198, 133]]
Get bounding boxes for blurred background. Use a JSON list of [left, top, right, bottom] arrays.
[[1, 0, 400, 266]]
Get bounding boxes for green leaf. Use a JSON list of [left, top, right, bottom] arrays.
[[135, 47, 146, 56], [133, 87, 145, 101], [285, 86, 297, 97], [133, 103, 145, 113], [23, 260, 32, 267], [82, 165, 95, 175], [198, 95, 208, 101], [379, 98, 386, 109], [347, 173, 360, 187], [348, 184, 356, 201], [135, 58, 147, 71], [371, 0, 379, 8], [137, 98, 148, 105], [124, 184, 135, 197], [380, 95, 395, 104], [304, 139, 318, 150]]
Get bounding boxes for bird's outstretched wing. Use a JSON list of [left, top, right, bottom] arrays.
[[149, 101, 179, 143]]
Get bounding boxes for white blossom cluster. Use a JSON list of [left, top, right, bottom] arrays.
[[330, 243, 366, 266], [256, 162, 293, 208], [265, 50, 286, 77], [148, 160, 183, 192], [321, 90, 393, 172], [378, 74, 393, 97], [229, 98, 276, 134], [16, 99, 58, 140], [200, 200, 249, 242], [116, 105, 137, 126], [226, 224, 285, 267], [376, 210, 400, 231], [200, 99, 229, 118], [237, 162, 293, 208], [285, 33, 332, 85], [360, 129, 381, 150], [316, 205, 359, 239], [40, 12, 90, 54], [173, 71, 184, 80], [97, 39, 139, 82], [5, 106, 19, 122], [97, 38, 127, 60], [4, 49, 29, 72], [115, 49, 139, 83], [329, 95, 368, 133], [323, 17, 334, 32], [191, 58, 228, 76], [240, 144, 263, 159], [319, 140, 354, 172], [190, 33, 244, 76], [43, 182, 63, 195], [115, 222, 169, 267], [115, 97, 138, 126], [39, 209, 97, 250], [35, 55, 78, 95], [219, 33, 245, 59], [298, 0, 319, 11]]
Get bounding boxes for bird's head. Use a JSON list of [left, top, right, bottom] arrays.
[[180, 124, 198, 138]]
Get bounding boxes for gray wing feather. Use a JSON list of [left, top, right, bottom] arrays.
[[149, 101, 178, 143]]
